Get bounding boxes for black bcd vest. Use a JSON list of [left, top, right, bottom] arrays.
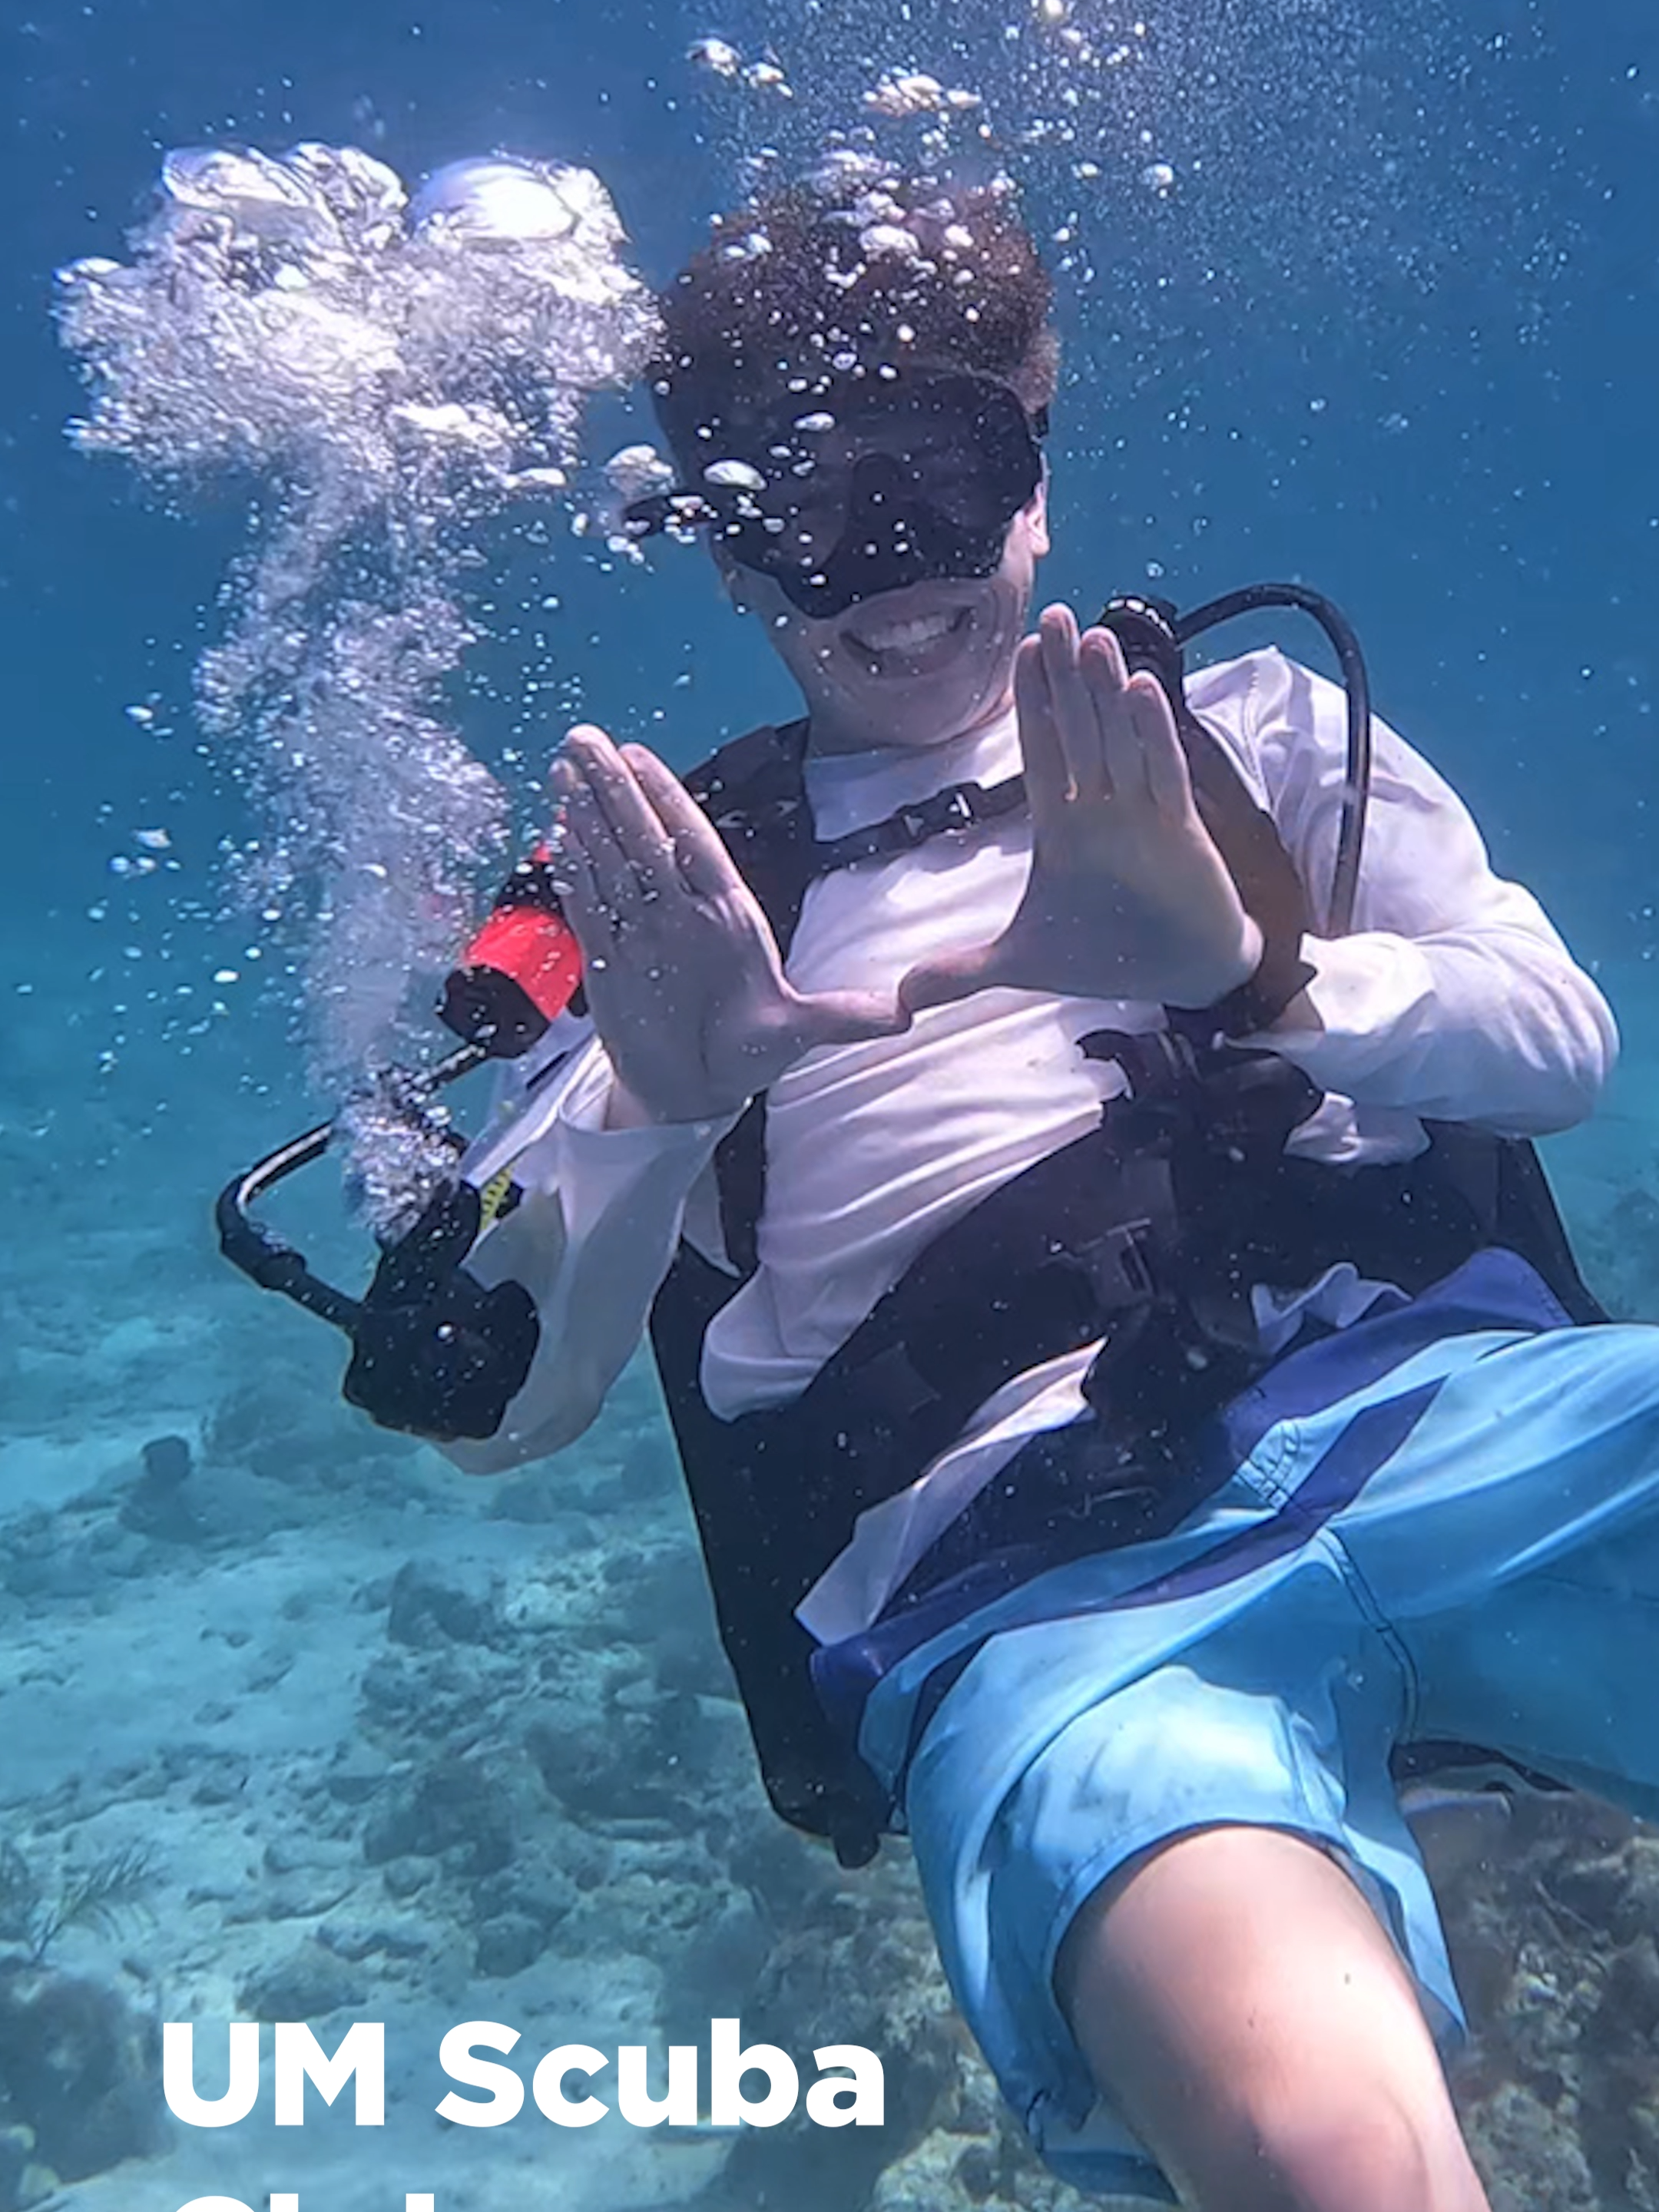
[[644, 713, 1603, 1866]]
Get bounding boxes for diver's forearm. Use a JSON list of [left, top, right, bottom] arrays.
[[1262, 928, 1617, 1135]]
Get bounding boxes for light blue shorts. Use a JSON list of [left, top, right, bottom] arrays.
[[853, 1273, 1659, 2203]]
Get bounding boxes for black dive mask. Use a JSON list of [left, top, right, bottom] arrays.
[[624, 369, 1046, 621]]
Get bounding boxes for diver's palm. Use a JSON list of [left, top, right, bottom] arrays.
[[903, 611, 1260, 1013], [556, 732, 903, 1123], [586, 867, 861, 1121]]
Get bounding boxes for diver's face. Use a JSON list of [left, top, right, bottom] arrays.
[[724, 486, 1049, 757]]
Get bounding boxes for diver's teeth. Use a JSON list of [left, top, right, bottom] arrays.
[[853, 610, 959, 652]]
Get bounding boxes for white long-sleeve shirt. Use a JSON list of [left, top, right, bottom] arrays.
[[450, 649, 1616, 1634]]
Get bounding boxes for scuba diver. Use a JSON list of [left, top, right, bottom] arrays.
[[237, 167, 1657, 2210]]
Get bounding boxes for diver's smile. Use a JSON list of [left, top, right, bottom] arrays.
[[838, 594, 977, 680]]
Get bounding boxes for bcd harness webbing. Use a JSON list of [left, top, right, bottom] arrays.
[[644, 707, 1603, 1868]]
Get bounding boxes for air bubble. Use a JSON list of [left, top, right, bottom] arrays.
[[58, 142, 657, 1227]]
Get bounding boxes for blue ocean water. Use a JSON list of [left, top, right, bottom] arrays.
[[2, 0, 1658, 2205]]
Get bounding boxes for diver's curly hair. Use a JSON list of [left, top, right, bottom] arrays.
[[649, 163, 1059, 466]]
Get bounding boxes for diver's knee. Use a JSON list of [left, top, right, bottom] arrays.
[[1206, 2086, 1482, 2212]]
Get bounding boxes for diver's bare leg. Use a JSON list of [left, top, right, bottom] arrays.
[[1055, 1825, 1492, 2212]]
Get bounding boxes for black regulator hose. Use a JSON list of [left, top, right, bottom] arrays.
[[214, 1041, 485, 1333], [1174, 582, 1372, 938], [214, 1118, 362, 1330]]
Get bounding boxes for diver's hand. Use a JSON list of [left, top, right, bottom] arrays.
[[551, 727, 908, 1124], [900, 604, 1261, 1015]]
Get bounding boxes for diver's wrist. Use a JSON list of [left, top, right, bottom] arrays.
[[1217, 914, 1267, 999], [602, 1078, 661, 1131], [1172, 914, 1263, 1011], [601, 1073, 753, 1131]]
